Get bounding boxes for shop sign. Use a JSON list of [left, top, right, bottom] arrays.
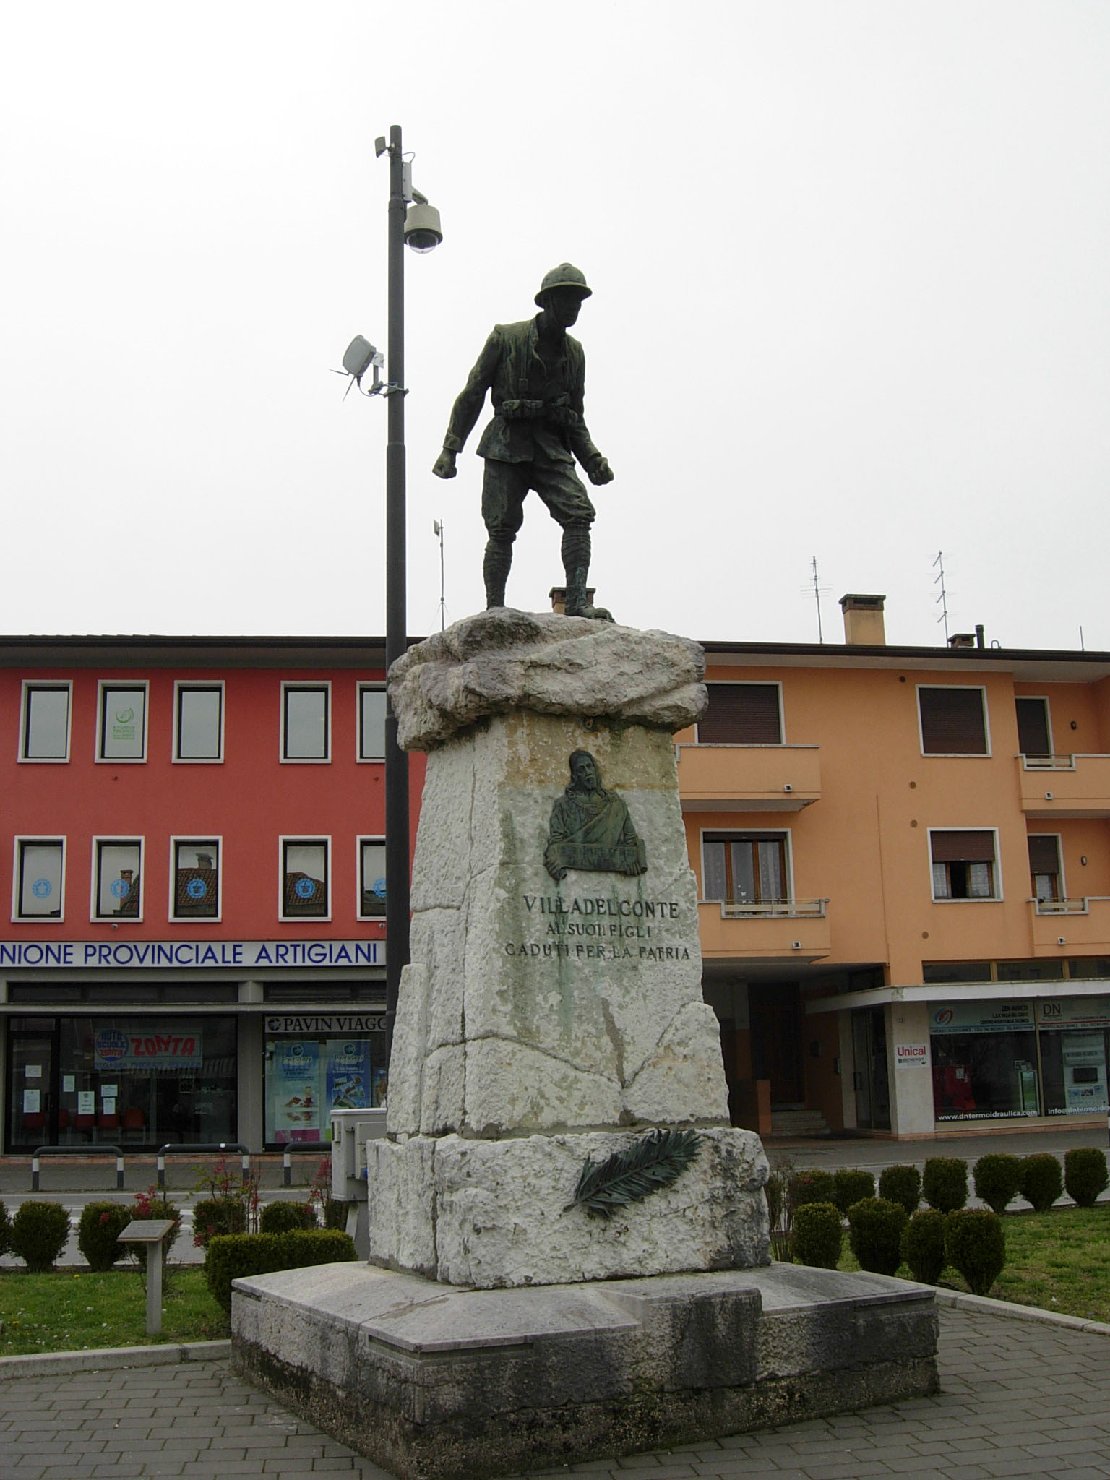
[[0, 939, 384, 970], [265, 1014, 387, 1034], [930, 1001, 1033, 1035], [1037, 997, 1110, 1029], [895, 1042, 929, 1067], [93, 1027, 203, 1071]]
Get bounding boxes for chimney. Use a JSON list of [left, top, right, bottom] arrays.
[[839, 593, 886, 645], [549, 586, 596, 616], [948, 633, 975, 650]]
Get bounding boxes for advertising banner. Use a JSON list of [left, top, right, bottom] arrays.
[[93, 1027, 203, 1071], [929, 1001, 1034, 1035], [326, 1040, 372, 1111], [1037, 997, 1110, 1029], [270, 1040, 322, 1143]]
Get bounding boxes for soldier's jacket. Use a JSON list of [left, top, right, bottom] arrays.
[[441, 317, 606, 474]]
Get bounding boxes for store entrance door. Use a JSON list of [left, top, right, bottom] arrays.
[[8, 1025, 57, 1150], [749, 982, 804, 1105], [852, 1006, 891, 1130]]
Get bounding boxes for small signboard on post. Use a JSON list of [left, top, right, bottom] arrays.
[[117, 1220, 175, 1335]]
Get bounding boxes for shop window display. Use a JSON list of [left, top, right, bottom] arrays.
[[930, 1002, 1039, 1121], [264, 1033, 388, 1145]]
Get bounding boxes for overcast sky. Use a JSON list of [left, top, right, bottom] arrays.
[[3, 2, 1108, 651]]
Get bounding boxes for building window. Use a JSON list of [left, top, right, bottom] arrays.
[[698, 683, 783, 745], [358, 838, 386, 918], [20, 683, 71, 761], [282, 684, 330, 762], [171, 839, 220, 920], [703, 832, 788, 907], [358, 685, 387, 761], [98, 683, 148, 762], [930, 830, 999, 900], [14, 839, 65, 920], [1028, 835, 1063, 905], [1016, 696, 1052, 760], [174, 684, 223, 762], [93, 839, 143, 919], [281, 839, 329, 919], [918, 686, 989, 755]]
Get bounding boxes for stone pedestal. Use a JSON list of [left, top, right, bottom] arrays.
[[366, 609, 769, 1287], [232, 609, 937, 1475]]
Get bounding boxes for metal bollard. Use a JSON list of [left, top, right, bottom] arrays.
[[241, 1147, 251, 1185], [116, 1152, 125, 1190], [31, 1152, 40, 1192], [157, 1150, 166, 1191], [283, 1148, 292, 1188]]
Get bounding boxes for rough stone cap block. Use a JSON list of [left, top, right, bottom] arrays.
[[390, 609, 707, 751]]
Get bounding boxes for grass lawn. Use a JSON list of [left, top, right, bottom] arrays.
[[836, 1205, 1110, 1323], [0, 1266, 228, 1356]]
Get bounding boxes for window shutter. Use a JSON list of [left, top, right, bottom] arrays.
[[930, 830, 996, 863], [700, 684, 782, 744], [1027, 836, 1060, 874], [1016, 698, 1051, 757], [919, 688, 987, 754]]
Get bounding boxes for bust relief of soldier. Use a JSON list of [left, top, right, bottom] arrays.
[[432, 264, 613, 621], [544, 751, 648, 882]]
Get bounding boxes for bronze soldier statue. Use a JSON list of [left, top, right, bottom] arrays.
[[432, 264, 614, 620]]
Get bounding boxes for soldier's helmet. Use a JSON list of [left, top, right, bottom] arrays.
[[535, 263, 592, 306]]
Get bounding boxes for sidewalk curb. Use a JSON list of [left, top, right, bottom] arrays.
[[0, 1338, 230, 1379], [933, 1286, 1110, 1336]]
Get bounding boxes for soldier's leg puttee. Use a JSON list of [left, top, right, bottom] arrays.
[[480, 462, 528, 609], [561, 523, 592, 616]]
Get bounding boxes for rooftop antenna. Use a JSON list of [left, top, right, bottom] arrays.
[[433, 519, 446, 632], [801, 556, 830, 643], [933, 550, 950, 643]]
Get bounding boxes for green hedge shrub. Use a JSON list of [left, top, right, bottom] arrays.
[[0, 1200, 11, 1257], [792, 1202, 843, 1269], [788, 1170, 836, 1211], [323, 1198, 351, 1232], [77, 1202, 131, 1271], [259, 1201, 318, 1234], [846, 1197, 907, 1277], [923, 1157, 968, 1213], [833, 1168, 875, 1214], [946, 1209, 1005, 1295], [878, 1164, 921, 1216], [193, 1197, 248, 1248], [1020, 1154, 1063, 1212], [902, 1209, 947, 1285], [972, 1154, 1023, 1215], [1063, 1148, 1109, 1208], [11, 1200, 70, 1272], [205, 1229, 356, 1312]]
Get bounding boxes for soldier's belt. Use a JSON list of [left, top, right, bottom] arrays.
[[500, 399, 579, 427]]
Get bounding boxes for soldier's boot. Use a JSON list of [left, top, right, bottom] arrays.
[[562, 525, 614, 622], [483, 535, 514, 609]]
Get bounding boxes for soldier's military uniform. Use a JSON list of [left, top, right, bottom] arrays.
[[436, 265, 612, 617]]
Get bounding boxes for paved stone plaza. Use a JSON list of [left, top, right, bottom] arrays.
[[2, 1301, 1109, 1478]]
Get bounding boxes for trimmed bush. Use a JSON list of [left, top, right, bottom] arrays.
[[902, 1209, 947, 1285], [323, 1198, 351, 1232], [1063, 1148, 1109, 1209], [0, 1200, 11, 1257], [846, 1197, 907, 1277], [77, 1202, 131, 1271], [923, 1157, 968, 1214], [833, 1168, 876, 1214], [792, 1202, 843, 1269], [193, 1197, 248, 1249], [973, 1154, 1023, 1215], [946, 1209, 1005, 1296], [205, 1228, 356, 1312], [788, 1169, 836, 1211], [11, 1200, 70, 1272], [878, 1164, 921, 1216], [1020, 1153, 1063, 1213], [259, 1200, 318, 1234]]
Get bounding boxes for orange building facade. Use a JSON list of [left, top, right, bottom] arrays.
[[688, 596, 1110, 1139], [3, 607, 1109, 1151]]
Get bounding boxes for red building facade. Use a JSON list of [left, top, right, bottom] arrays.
[[0, 636, 421, 1154]]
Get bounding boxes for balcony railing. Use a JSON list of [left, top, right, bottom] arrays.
[[1018, 753, 1110, 817], [716, 897, 828, 919], [1032, 896, 1109, 916]]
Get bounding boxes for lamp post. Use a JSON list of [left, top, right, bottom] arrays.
[[374, 124, 442, 1051]]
